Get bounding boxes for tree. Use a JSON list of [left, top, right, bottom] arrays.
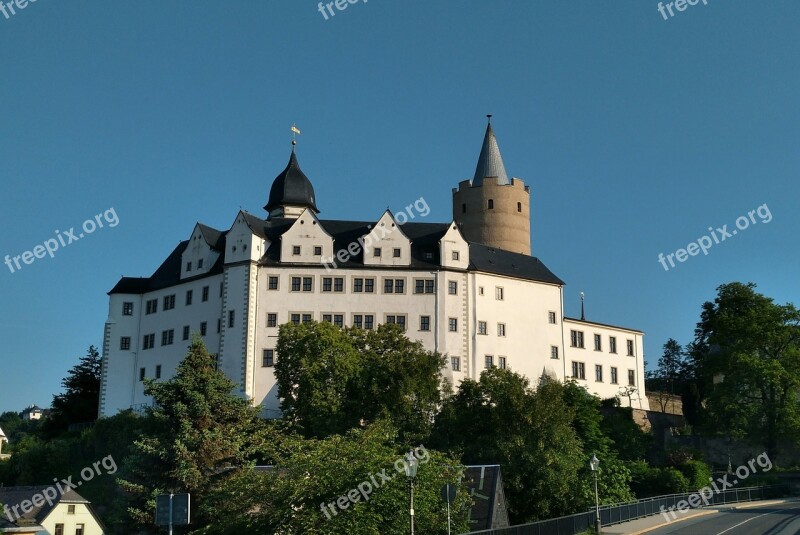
[[197, 421, 471, 534], [654, 339, 685, 395], [688, 282, 800, 458], [432, 369, 586, 523], [275, 322, 446, 442], [118, 337, 269, 531], [46, 346, 102, 434]]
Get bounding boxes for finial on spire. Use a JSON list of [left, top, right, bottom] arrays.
[[581, 292, 586, 321], [487, 114, 492, 124], [291, 124, 301, 147]]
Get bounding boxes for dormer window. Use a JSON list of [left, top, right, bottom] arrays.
[[198, 258, 204, 269], [452, 251, 460, 261], [293, 246, 301, 256], [186, 262, 192, 272], [314, 246, 322, 256], [424, 252, 433, 260], [374, 248, 382, 257], [393, 248, 401, 258]]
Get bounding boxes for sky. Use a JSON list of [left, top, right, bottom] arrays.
[[1, 1, 798, 413]]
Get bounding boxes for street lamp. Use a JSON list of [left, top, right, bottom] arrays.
[[590, 454, 601, 534], [404, 449, 419, 535]]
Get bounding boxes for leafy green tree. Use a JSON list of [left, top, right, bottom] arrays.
[[599, 407, 652, 461], [118, 337, 269, 531], [687, 282, 800, 458], [46, 346, 102, 435], [432, 369, 585, 523], [197, 421, 470, 535], [275, 322, 445, 442]]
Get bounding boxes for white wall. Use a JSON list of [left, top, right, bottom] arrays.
[[42, 503, 103, 535]]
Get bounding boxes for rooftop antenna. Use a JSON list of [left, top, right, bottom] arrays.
[[581, 292, 585, 321]]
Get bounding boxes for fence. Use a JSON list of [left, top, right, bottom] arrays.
[[463, 484, 789, 535]]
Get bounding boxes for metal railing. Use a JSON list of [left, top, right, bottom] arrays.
[[463, 484, 789, 535]]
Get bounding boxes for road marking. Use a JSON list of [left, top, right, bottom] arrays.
[[715, 508, 791, 535]]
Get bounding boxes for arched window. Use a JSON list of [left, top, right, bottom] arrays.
[[517, 202, 522, 212], [488, 199, 494, 209]]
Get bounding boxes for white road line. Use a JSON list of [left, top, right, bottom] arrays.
[[715, 508, 792, 535]]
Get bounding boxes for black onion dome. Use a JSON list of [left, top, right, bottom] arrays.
[[264, 149, 319, 213]]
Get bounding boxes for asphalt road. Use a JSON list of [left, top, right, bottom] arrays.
[[643, 501, 800, 534]]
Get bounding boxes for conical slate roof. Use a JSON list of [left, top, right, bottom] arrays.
[[473, 122, 510, 186], [264, 148, 319, 214]]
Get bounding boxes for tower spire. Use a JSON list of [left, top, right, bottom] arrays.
[[473, 116, 509, 186]]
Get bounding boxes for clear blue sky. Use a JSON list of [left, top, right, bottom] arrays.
[[1, 1, 798, 413]]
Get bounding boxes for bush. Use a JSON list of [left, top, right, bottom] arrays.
[[629, 461, 690, 497], [678, 460, 712, 491]]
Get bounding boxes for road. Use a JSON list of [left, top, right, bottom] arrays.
[[642, 501, 800, 534]]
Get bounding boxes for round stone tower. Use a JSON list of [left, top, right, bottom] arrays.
[[453, 117, 531, 255]]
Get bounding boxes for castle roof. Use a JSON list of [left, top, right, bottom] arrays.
[[472, 120, 510, 186]]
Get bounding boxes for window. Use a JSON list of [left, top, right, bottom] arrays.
[[595, 365, 603, 382], [498, 356, 507, 369], [628, 370, 636, 386], [551, 346, 559, 359], [302, 314, 312, 324], [263, 349, 275, 367], [120, 337, 131, 350], [461, 203, 466, 213], [290, 313, 301, 325], [146, 299, 157, 315], [611, 367, 618, 384], [293, 245, 301, 255], [202, 286, 209, 302], [415, 279, 435, 294], [139, 368, 146, 382], [424, 251, 434, 260], [488, 199, 494, 209], [353, 277, 375, 293], [334, 277, 344, 292], [478, 321, 487, 335], [156, 365, 162, 380], [217, 319, 221, 333], [374, 247, 382, 257], [143, 333, 155, 350], [334, 314, 344, 328], [365, 278, 374, 293], [448, 318, 458, 332], [185, 290, 193, 306], [322, 314, 332, 323], [479, 286, 485, 296], [609, 336, 617, 354], [353, 278, 364, 292], [123, 302, 134, 316], [570, 330, 585, 348], [495, 287, 504, 300], [228, 310, 235, 328], [67, 505, 75, 515], [55, 524, 64, 535], [382, 278, 404, 293], [571, 361, 586, 380], [268, 276, 279, 290], [594, 334, 602, 351], [161, 329, 174, 346], [353, 315, 363, 329], [485, 355, 494, 369], [627, 339, 635, 356], [548, 311, 557, 324], [163, 294, 175, 310], [420, 316, 431, 331], [267, 313, 277, 328], [200, 322, 207, 336], [183, 325, 190, 341], [198, 258, 204, 269], [314, 246, 322, 256], [517, 202, 522, 212], [448, 281, 458, 295], [303, 277, 313, 292], [451, 356, 461, 371], [384, 278, 394, 294], [393, 248, 401, 258], [76, 525, 85, 535], [497, 323, 506, 337], [386, 315, 407, 331], [452, 251, 460, 261], [291, 277, 301, 292], [364, 315, 374, 330], [186, 261, 192, 272], [323, 277, 333, 292]]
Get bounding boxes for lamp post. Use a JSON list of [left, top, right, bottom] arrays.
[[590, 454, 601, 534], [404, 449, 419, 535]]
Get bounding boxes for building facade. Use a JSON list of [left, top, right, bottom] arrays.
[[99, 120, 649, 417]]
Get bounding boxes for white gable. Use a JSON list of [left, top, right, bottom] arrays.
[[181, 224, 221, 279], [226, 211, 269, 264], [439, 221, 469, 269], [279, 208, 334, 264], [362, 210, 411, 267]]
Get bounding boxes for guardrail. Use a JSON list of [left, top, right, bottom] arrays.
[[462, 484, 789, 535]]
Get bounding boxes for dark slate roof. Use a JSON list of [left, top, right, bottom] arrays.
[[264, 149, 319, 214], [198, 223, 225, 250], [563, 316, 643, 334], [109, 215, 564, 294], [0, 486, 89, 525], [473, 122, 510, 186]]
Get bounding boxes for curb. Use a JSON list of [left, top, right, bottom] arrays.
[[733, 498, 799, 510], [624, 510, 718, 535]]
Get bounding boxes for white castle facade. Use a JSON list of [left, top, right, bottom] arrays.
[[98, 120, 649, 417]]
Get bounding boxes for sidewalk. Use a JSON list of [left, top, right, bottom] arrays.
[[600, 499, 796, 535]]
